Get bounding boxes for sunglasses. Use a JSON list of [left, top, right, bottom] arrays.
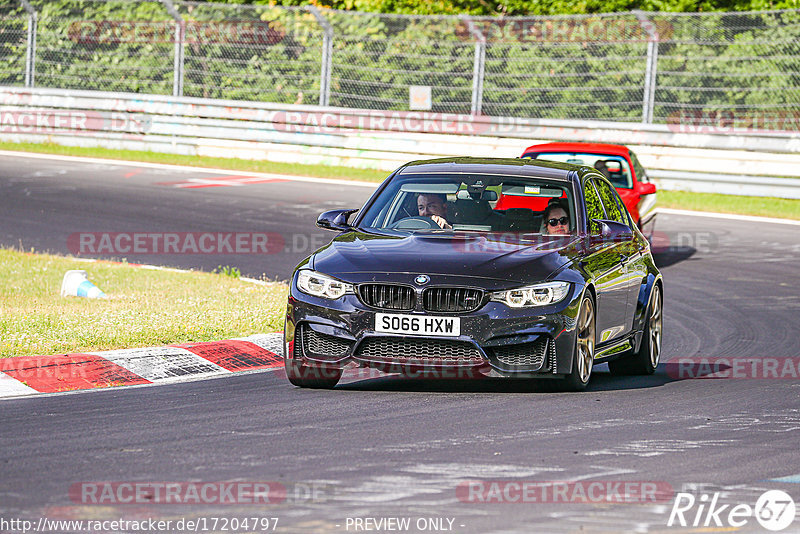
[[547, 217, 569, 227]]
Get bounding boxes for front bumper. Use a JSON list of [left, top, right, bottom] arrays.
[[284, 281, 585, 379]]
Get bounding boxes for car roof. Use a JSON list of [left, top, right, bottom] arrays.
[[396, 157, 583, 182], [522, 142, 631, 158]]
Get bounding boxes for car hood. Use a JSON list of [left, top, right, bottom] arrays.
[[310, 229, 580, 285]]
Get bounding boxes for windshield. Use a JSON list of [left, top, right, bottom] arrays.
[[525, 152, 633, 189], [358, 173, 575, 235]]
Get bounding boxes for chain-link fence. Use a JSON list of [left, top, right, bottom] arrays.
[[28, 0, 174, 94], [1, 0, 799, 125], [0, 1, 28, 87]]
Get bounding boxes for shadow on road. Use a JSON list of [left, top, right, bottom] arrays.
[[335, 364, 680, 394], [652, 246, 696, 268]]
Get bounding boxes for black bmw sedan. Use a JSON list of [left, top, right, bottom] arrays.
[[283, 157, 663, 391]]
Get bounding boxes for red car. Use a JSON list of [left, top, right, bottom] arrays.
[[519, 142, 657, 240]]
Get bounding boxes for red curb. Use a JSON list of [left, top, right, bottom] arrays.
[[1, 354, 151, 393], [1, 337, 284, 397], [175, 340, 283, 372]]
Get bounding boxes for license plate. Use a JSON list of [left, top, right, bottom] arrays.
[[375, 313, 460, 337]]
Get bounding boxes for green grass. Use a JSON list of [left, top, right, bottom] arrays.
[[0, 248, 288, 358], [2, 141, 799, 219], [659, 190, 800, 220]]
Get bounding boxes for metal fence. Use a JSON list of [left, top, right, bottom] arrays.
[[1, 0, 799, 125]]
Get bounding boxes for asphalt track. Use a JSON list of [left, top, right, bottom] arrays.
[[1, 153, 800, 533]]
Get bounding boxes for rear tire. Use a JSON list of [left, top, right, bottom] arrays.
[[608, 284, 662, 376], [562, 294, 595, 392]]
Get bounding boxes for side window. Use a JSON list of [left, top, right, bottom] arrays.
[[583, 179, 605, 234], [629, 152, 648, 183], [595, 179, 628, 225]]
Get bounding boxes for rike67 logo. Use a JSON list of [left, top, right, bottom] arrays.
[[668, 490, 796, 531]]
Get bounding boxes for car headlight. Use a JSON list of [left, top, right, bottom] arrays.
[[491, 281, 570, 308], [296, 270, 354, 300]]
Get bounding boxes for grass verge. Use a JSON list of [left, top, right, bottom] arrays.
[[2, 141, 798, 219], [658, 190, 800, 220], [0, 247, 288, 358]]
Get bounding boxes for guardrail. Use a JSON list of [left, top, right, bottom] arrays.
[[2, 87, 800, 198]]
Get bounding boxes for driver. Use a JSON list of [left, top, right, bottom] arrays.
[[417, 193, 452, 229]]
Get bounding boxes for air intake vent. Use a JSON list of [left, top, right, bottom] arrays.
[[301, 325, 352, 359], [355, 337, 484, 365], [491, 337, 551, 371]]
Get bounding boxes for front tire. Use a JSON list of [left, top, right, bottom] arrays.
[[562, 294, 595, 391], [608, 284, 662, 376], [285, 358, 342, 389]]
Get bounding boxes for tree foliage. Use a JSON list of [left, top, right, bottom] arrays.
[[0, 0, 798, 124], [243, 0, 800, 16]]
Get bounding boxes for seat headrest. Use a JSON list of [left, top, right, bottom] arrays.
[[503, 208, 535, 221]]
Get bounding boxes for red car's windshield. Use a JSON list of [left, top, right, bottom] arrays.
[[524, 152, 633, 189]]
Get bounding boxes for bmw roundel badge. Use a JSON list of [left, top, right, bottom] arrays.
[[414, 275, 430, 285]]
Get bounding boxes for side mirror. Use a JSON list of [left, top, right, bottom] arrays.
[[592, 219, 633, 241], [317, 209, 359, 232], [639, 182, 656, 195]]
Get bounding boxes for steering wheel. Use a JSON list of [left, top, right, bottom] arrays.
[[389, 216, 443, 230]]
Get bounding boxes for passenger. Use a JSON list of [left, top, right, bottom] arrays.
[[543, 199, 570, 236], [417, 193, 452, 229], [593, 160, 611, 179]]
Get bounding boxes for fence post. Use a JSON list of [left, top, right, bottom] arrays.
[[161, 0, 184, 97], [307, 6, 333, 107], [634, 11, 659, 124], [464, 17, 485, 116], [19, 0, 36, 88]]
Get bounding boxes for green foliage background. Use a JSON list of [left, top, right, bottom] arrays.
[[0, 0, 798, 123], [208, 0, 800, 16]]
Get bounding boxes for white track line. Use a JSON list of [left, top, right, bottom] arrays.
[[657, 207, 800, 226], [0, 149, 381, 188], [72, 257, 274, 286]]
